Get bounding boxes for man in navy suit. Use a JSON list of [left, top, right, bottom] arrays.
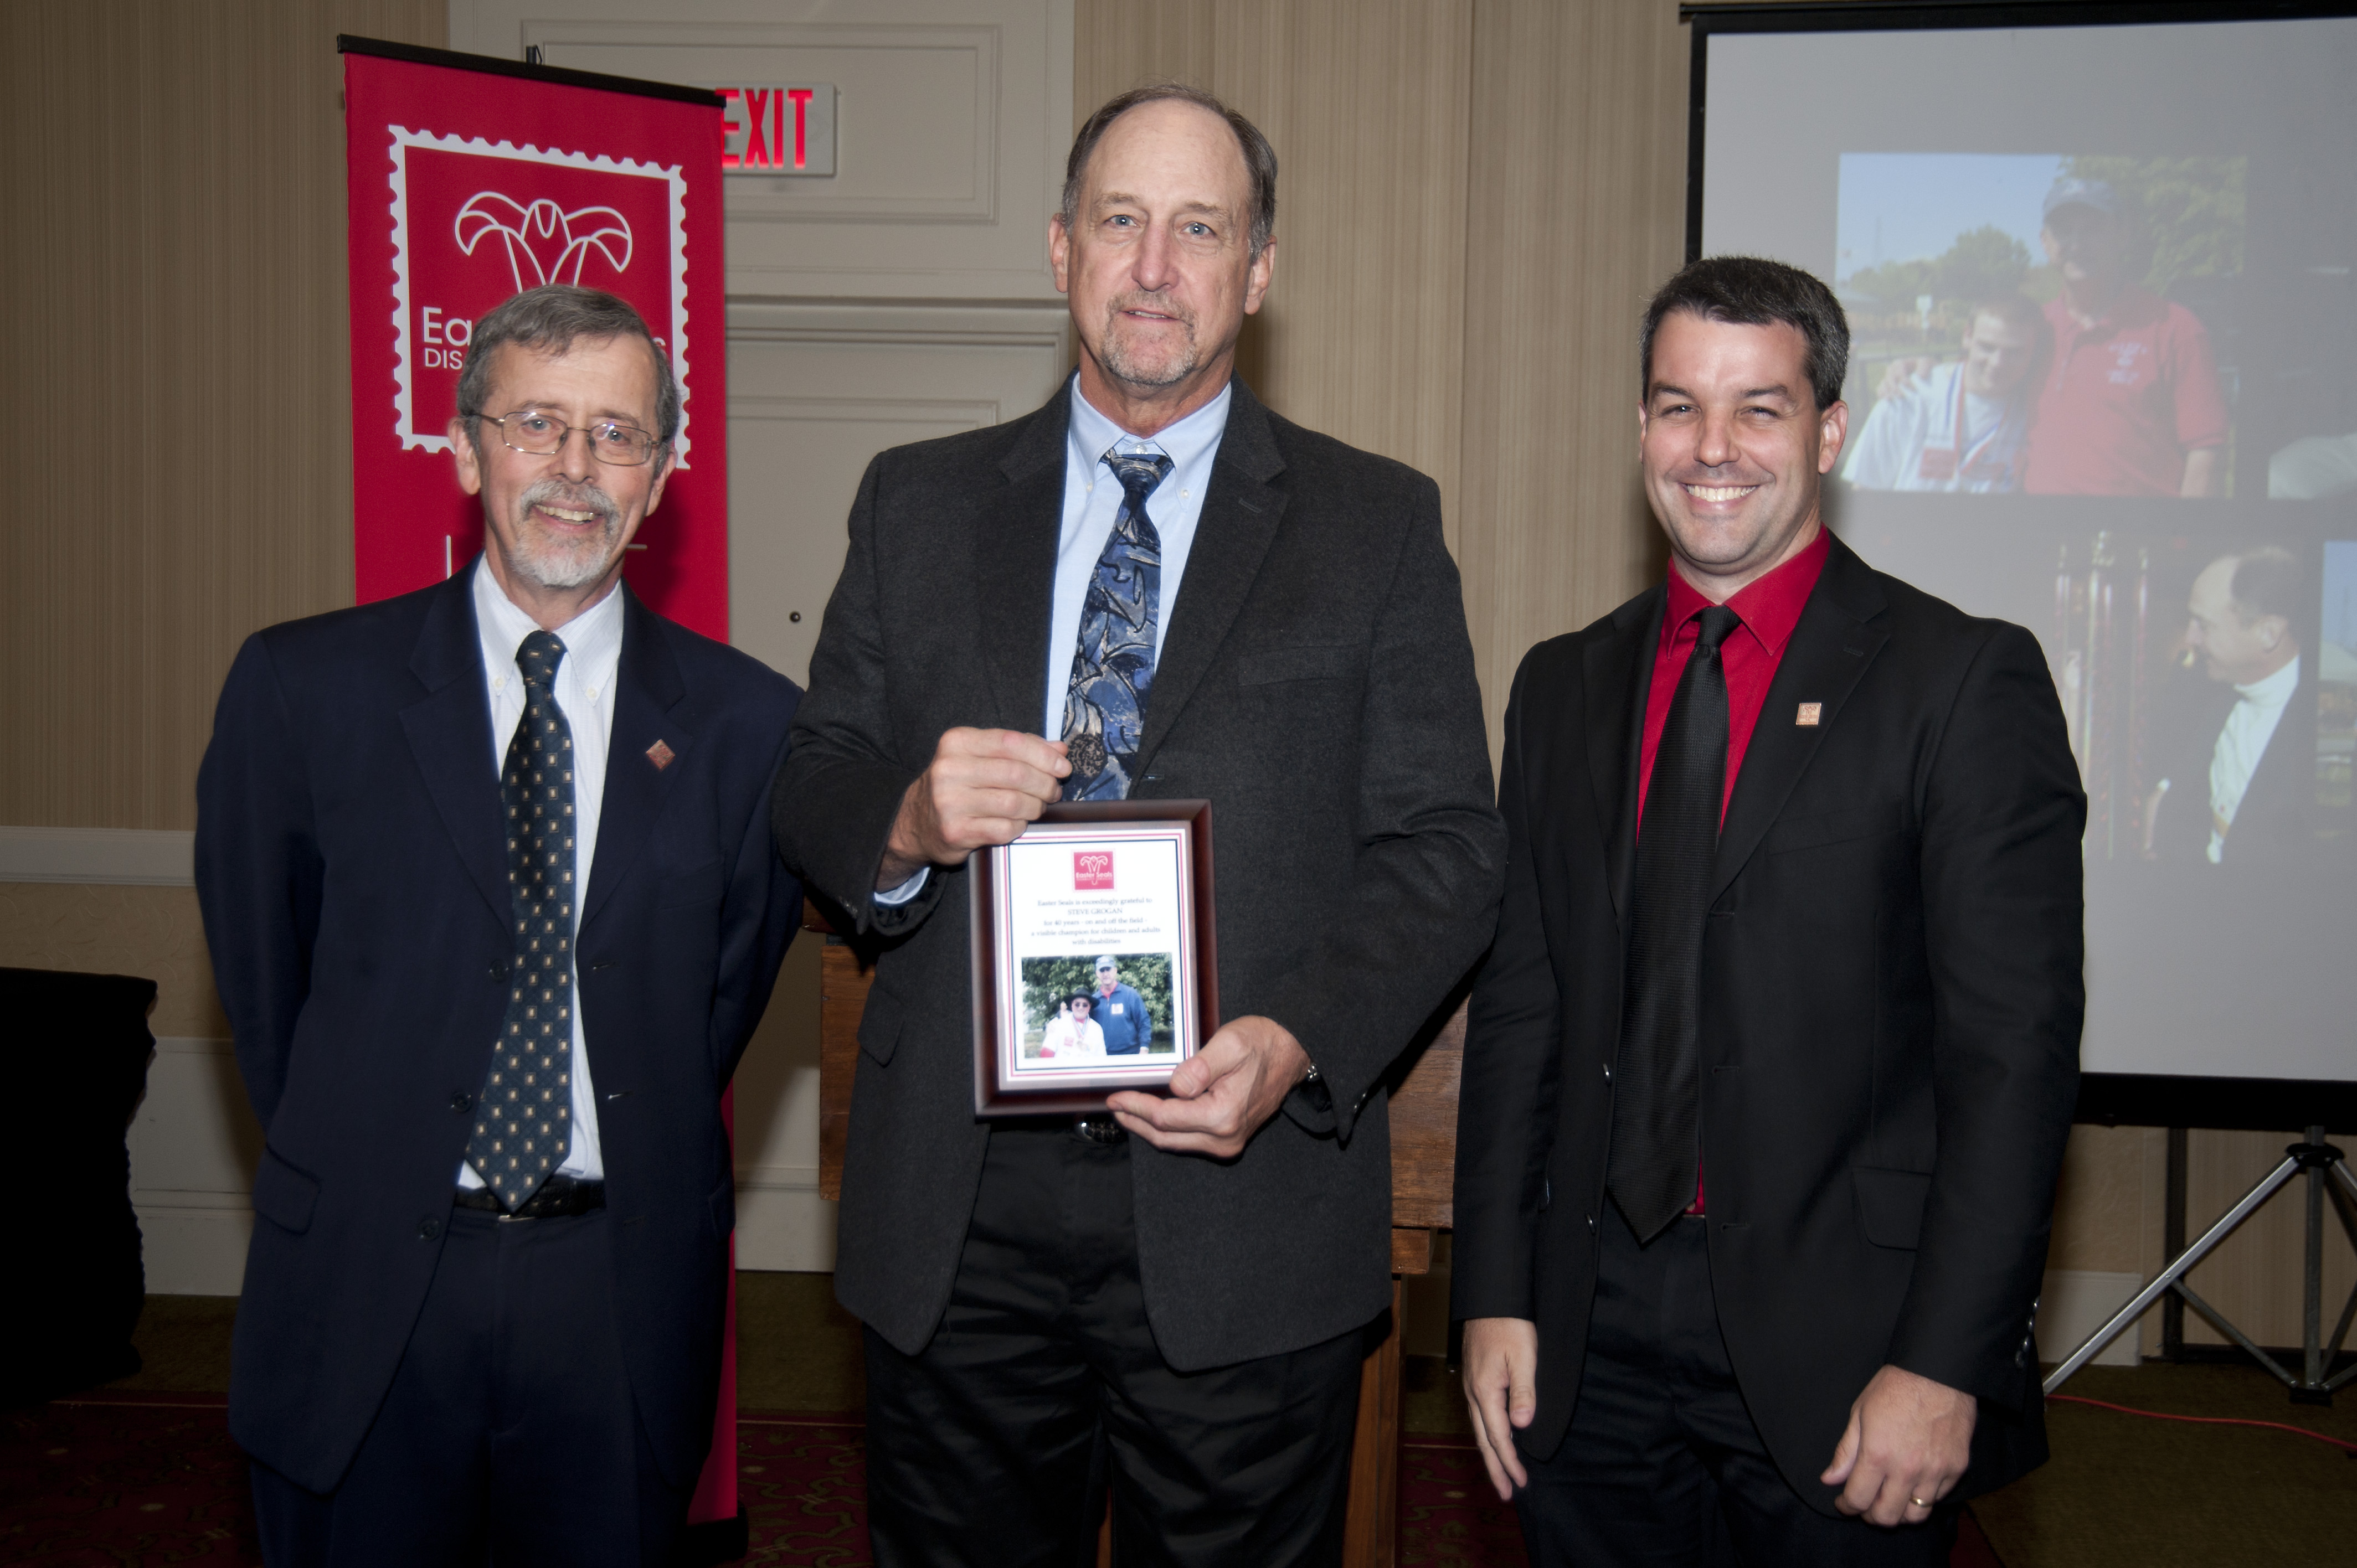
[[197, 285, 802, 1567], [1091, 956, 1151, 1054]]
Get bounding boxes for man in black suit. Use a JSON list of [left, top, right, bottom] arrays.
[[1452, 257, 2085, 1566], [197, 285, 801, 1566], [771, 85, 1503, 1565], [2145, 546, 2309, 868]]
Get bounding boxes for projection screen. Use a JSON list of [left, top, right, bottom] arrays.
[[1692, 3, 2357, 1110]]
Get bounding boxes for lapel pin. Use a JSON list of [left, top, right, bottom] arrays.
[[1795, 703, 1822, 727], [646, 740, 676, 771]]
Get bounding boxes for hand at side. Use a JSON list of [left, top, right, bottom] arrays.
[[1819, 1363, 1977, 1526], [1460, 1316, 1538, 1500]]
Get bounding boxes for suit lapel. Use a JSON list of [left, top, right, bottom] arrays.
[[980, 396, 1072, 733], [585, 586, 693, 933], [1587, 588, 1666, 930], [1133, 382, 1287, 777], [1708, 536, 1889, 904], [399, 569, 510, 926]]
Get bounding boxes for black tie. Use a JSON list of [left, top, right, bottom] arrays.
[[1608, 604, 1740, 1243]]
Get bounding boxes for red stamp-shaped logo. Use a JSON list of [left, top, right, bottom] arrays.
[[1073, 851, 1114, 891], [384, 129, 692, 462]]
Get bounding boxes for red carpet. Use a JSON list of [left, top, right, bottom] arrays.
[[3, 1395, 2003, 1566]]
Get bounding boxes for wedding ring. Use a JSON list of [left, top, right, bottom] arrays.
[[1910, 1495, 1931, 1508]]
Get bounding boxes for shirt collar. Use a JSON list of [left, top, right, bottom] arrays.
[[1068, 373, 1233, 474], [472, 555, 627, 684], [2236, 651, 2301, 708], [1661, 525, 1831, 658]]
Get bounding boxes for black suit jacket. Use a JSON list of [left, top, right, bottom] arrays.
[[195, 568, 801, 1493], [1450, 535, 2085, 1510], [2150, 660, 2312, 868], [771, 380, 1505, 1369]]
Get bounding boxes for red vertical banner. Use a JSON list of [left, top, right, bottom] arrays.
[[341, 41, 729, 640], [338, 40, 740, 1535]]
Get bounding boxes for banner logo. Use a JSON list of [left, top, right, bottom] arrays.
[[384, 127, 689, 461], [1073, 852, 1114, 891], [455, 194, 634, 291]]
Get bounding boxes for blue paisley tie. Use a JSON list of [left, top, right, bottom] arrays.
[[1061, 451, 1171, 801], [466, 629, 578, 1209]]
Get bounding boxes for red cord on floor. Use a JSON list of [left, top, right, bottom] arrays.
[[2048, 1394, 2357, 1454]]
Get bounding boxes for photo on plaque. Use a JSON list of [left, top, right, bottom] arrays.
[[971, 803, 1217, 1116]]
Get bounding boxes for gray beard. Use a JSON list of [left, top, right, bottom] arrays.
[[1099, 308, 1199, 388], [504, 479, 623, 590]]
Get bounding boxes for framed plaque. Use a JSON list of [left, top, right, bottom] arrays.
[[971, 800, 1219, 1117]]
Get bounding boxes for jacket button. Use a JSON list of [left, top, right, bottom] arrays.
[[1603, 1062, 1612, 1080], [1586, 1214, 1597, 1232], [488, 962, 508, 982], [418, 1216, 443, 1241], [451, 1091, 473, 1114]]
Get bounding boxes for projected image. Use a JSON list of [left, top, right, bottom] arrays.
[[2029, 532, 2332, 868], [1836, 153, 2243, 499], [2318, 543, 2357, 809]]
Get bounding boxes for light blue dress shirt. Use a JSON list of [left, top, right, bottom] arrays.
[[876, 375, 1233, 908]]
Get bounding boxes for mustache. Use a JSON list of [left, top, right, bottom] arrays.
[[1106, 290, 1196, 331], [517, 476, 621, 531]]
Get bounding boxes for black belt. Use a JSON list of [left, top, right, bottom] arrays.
[[452, 1173, 605, 1220]]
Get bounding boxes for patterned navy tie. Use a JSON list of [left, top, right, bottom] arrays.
[[466, 629, 578, 1209], [1061, 450, 1172, 801]]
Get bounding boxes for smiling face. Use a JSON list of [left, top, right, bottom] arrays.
[[1639, 311, 1847, 600], [1071, 995, 1094, 1021], [451, 334, 671, 622], [1960, 311, 2040, 398], [1049, 97, 1273, 427], [1097, 963, 1118, 994]]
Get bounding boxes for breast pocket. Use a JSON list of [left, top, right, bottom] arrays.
[[1764, 805, 1907, 856], [1237, 644, 1362, 687], [657, 858, 725, 911]]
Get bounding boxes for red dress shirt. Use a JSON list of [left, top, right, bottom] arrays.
[[1635, 525, 1830, 1213]]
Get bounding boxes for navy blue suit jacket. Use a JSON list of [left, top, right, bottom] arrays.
[[195, 566, 801, 1494], [1097, 982, 1150, 1054]]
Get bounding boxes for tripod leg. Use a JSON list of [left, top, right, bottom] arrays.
[[2044, 1154, 2302, 1394]]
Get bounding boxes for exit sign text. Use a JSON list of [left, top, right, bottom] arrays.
[[719, 84, 835, 176]]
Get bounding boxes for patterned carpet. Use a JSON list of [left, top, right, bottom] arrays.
[[2, 1394, 2003, 1566]]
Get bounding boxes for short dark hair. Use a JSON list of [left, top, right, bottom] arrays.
[[1968, 293, 2048, 339], [455, 283, 680, 450], [1640, 256, 1850, 412], [2229, 546, 2301, 624], [1062, 84, 1277, 262]]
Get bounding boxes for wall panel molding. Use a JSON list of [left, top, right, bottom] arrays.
[[0, 827, 195, 886]]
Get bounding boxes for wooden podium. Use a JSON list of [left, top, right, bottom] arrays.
[[806, 904, 1461, 1567]]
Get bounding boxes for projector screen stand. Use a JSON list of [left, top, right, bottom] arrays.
[[2044, 1127, 2357, 1402]]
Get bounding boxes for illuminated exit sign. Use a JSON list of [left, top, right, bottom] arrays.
[[718, 84, 835, 176]]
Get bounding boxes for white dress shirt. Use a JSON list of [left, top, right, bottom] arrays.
[[2207, 652, 2300, 863], [876, 376, 1234, 908], [455, 558, 623, 1187]]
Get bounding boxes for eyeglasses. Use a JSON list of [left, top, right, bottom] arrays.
[[475, 409, 662, 467]]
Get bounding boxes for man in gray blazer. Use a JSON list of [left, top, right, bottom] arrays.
[[771, 85, 1504, 1565]]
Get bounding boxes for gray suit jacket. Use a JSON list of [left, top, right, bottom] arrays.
[[771, 380, 1505, 1368]]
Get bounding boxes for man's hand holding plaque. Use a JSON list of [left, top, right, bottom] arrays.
[[1109, 1014, 1310, 1158], [877, 726, 1070, 888]]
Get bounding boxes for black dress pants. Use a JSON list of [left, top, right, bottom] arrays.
[[248, 1204, 693, 1568], [1514, 1208, 1956, 1568], [862, 1125, 1369, 1568]]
